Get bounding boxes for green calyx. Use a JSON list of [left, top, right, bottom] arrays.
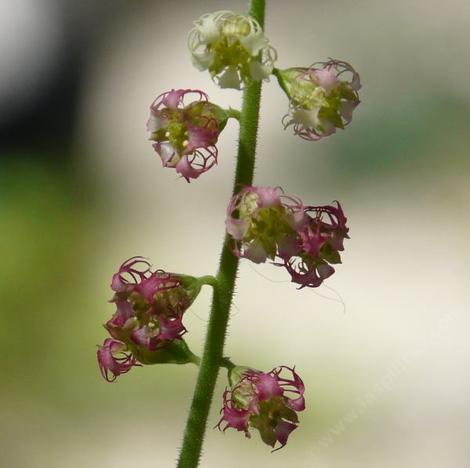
[[249, 397, 298, 448], [247, 206, 296, 259], [275, 68, 328, 109], [228, 365, 252, 388], [153, 272, 212, 311], [130, 339, 200, 365], [184, 101, 229, 132], [177, 274, 205, 307], [275, 67, 359, 117], [227, 366, 256, 408]]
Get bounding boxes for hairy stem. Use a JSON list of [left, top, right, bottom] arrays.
[[226, 108, 242, 121], [177, 1, 265, 466], [197, 275, 218, 288]]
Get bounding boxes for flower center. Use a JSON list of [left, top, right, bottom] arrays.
[[165, 121, 189, 153], [292, 81, 328, 110]]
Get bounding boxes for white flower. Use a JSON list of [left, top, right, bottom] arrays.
[[188, 10, 277, 89], [278, 60, 361, 141]]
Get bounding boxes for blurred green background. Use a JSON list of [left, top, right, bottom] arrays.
[[1, 0, 469, 467]]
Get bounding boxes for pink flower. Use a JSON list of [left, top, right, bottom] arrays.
[[217, 366, 305, 450], [147, 89, 227, 182], [97, 338, 138, 382], [225, 186, 300, 264], [225, 186, 349, 288], [106, 258, 196, 347], [277, 59, 361, 141], [283, 202, 349, 288], [98, 257, 203, 381]]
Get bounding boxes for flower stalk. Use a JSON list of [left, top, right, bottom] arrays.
[[177, 1, 265, 466]]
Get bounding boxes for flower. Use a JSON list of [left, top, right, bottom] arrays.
[[278, 59, 361, 141], [147, 89, 228, 181], [107, 257, 201, 347], [188, 11, 277, 89], [97, 338, 138, 382], [225, 186, 303, 264], [225, 186, 349, 288], [217, 366, 305, 450], [97, 257, 203, 381], [282, 201, 350, 288]]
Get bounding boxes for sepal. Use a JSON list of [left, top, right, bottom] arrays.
[[131, 339, 198, 365]]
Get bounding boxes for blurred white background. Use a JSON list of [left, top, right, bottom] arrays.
[[1, 0, 470, 467]]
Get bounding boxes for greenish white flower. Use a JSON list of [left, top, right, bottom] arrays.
[[188, 10, 277, 89], [277, 59, 361, 141]]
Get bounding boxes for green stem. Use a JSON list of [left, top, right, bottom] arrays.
[[226, 108, 241, 121], [198, 275, 218, 288], [177, 1, 265, 466], [220, 357, 236, 370], [189, 352, 201, 366]]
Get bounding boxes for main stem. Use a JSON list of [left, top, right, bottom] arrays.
[[177, 1, 265, 466]]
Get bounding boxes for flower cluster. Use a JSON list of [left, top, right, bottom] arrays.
[[226, 186, 349, 288], [97, 257, 202, 381], [100, 6, 364, 456], [278, 59, 361, 141], [147, 89, 228, 181], [188, 11, 277, 89], [217, 366, 305, 451]]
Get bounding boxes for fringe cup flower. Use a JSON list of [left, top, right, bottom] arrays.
[[147, 89, 228, 182], [225, 186, 303, 264], [278, 59, 361, 141], [97, 338, 139, 382], [97, 257, 203, 381], [188, 10, 277, 89], [225, 186, 349, 288], [282, 201, 350, 288], [217, 366, 305, 451]]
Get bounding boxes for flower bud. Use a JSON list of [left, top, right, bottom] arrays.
[[217, 365, 305, 450], [188, 11, 277, 89], [97, 257, 203, 381], [277, 59, 361, 141], [147, 89, 228, 181]]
